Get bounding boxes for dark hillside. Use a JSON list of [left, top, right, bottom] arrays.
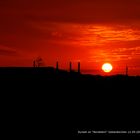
[[1, 67, 140, 137]]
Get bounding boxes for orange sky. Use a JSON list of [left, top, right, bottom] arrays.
[[0, 0, 140, 75]]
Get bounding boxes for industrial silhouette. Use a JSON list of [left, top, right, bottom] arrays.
[[56, 61, 59, 70], [78, 62, 81, 74], [33, 57, 82, 74], [69, 62, 72, 72], [32, 58, 135, 76], [0, 59, 139, 138], [126, 65, 129, 76]]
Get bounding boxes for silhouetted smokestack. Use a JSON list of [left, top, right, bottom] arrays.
[[69, 62, 72, 72], [126, 65, 128, 76], [78, 62, 80, 73], [56, 61, 59, 70]]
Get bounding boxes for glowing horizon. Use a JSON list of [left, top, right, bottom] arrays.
[[0, 0, 140, 75]]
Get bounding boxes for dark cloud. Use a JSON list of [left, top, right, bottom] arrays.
[[0, 49, 17, 56], [0, 0, 140, 23], [0, 45, 18, 56]]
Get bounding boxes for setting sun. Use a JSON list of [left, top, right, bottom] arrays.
[[102, 63, 113, 73]]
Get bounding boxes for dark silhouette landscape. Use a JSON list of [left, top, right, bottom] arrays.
[[1, 67, 140, 137], [1, 0, 140, 137]]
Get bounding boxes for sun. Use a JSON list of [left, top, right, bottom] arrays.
[[102, 63, 113, 73]]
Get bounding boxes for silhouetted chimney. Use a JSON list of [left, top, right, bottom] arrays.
[[56, 61, 59, 70], [69, 62, 72, 72], [78, 62, 80, 73], [126, 65, 128, 76]]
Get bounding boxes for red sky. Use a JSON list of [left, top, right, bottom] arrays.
[[0, 0, 140, 75]]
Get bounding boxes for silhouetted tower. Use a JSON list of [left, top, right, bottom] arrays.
[[78, 62, 81, 73], [69, 62, 72, 72], [56, 61, 59, 70], [126, 65, 128, 76]]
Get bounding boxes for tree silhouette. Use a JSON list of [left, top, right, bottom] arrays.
[[33, 57, 45, 67]]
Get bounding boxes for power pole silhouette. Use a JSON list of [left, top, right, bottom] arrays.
[[78, 62, 80, 73], [69, 62, 72, 72], [126, 65, 128, 76]]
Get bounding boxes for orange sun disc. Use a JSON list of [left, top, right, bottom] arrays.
[[102, 63, 113, 73]]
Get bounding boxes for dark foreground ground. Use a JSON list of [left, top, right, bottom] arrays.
[[1, 67, 140, 138]]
